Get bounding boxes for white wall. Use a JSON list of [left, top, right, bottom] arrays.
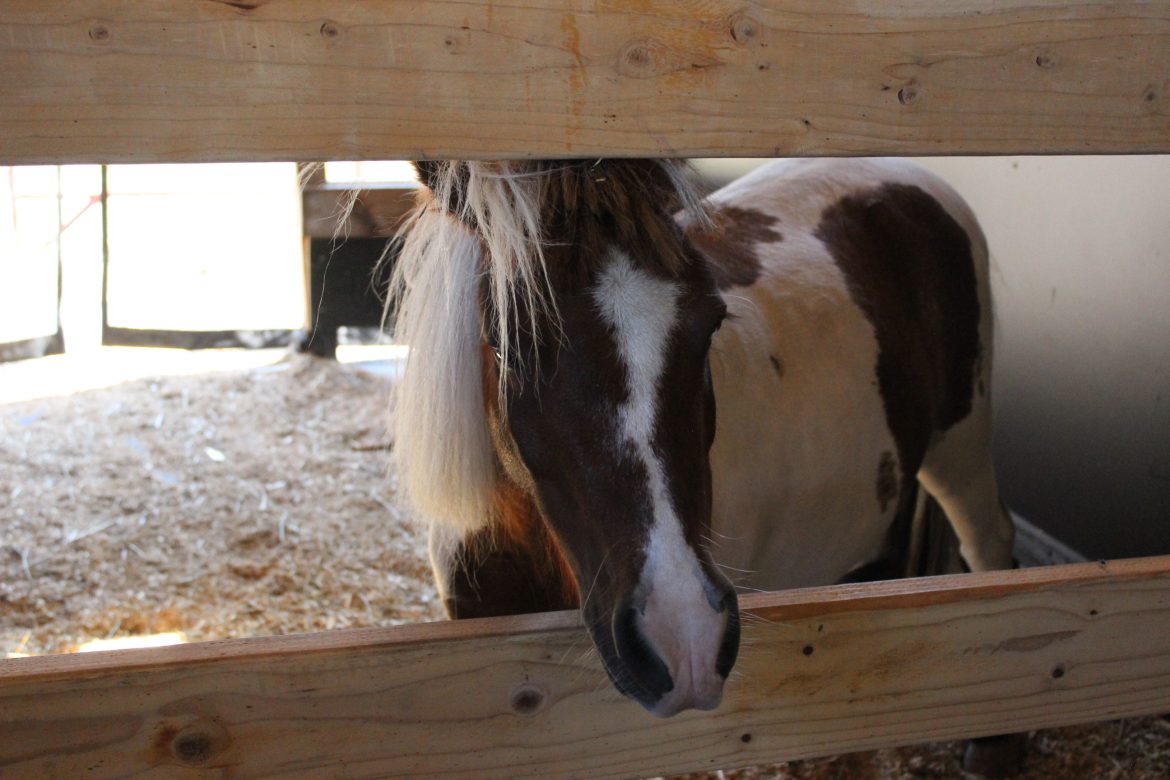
[[696, 157, 1170, 559]]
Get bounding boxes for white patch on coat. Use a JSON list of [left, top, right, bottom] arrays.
[[592, 250, 728, 715]]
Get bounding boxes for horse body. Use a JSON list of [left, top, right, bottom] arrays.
[[391, 157, 1014, 718], [695, 158, 1013, 590]]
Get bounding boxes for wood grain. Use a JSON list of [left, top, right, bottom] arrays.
[[3, 556, 1169, 779], [1, 1, 1167, 164]]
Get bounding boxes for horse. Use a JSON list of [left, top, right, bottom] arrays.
[[386, 157, 1016, 722]]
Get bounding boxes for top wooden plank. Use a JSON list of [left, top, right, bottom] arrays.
[[1, 0, 1168, 164]]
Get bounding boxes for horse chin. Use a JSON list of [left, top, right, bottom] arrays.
[[649, 687, 724, 719], [599, 649, 728, 718]]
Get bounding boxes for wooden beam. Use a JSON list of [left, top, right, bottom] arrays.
[[3, 557, 1169, 779], [1, 1, 1167, 164]]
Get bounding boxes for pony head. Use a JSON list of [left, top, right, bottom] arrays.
[[392, 159, 739, 717]]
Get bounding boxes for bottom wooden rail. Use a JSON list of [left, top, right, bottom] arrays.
[[2, 557, 1169, 779]]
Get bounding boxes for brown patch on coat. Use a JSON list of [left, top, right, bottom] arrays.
[[815, 183, 982, 482], [482, 263, 657, 616], [684, 205, 782, 289], [435, 353, 581, 620], [650, 263, 728, 571], [877, 451, 898, 512]]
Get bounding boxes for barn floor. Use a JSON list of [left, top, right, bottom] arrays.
[[1, 353, 1167, 779]]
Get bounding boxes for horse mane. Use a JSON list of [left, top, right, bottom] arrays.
[[387, 159, 709, 531]]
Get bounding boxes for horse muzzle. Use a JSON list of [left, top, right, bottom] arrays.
[[598, 586, 740, 718]]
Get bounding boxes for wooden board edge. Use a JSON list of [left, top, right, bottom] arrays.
[[4, 555, 1166, 684]]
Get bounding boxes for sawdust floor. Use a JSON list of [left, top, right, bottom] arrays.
[[1, 355, 1167, 779]]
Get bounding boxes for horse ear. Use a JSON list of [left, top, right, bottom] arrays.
[[412, 161, 474, 222], [412, 161, 444, 193]]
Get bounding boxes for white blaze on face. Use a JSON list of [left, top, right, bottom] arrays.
[[592, 250, 728, 716]]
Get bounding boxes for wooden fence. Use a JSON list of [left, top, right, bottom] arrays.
[[3, 559, 1170, 779], [2, 1, 1168, 777]]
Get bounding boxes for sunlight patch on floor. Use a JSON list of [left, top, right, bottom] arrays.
[[0, 345, 408, 405], [0, 347, 287, 405], [76, 632, 188, 653]]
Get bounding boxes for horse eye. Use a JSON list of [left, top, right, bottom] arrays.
[[712, 307, 728, 333]]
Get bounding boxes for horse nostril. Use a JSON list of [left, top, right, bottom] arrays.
[[613, 604, 674, 701], [715, 590, 741, 679]]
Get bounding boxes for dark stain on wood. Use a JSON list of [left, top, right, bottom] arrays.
[[211, 0, 261, 11], [997, 630, 1080, 654]]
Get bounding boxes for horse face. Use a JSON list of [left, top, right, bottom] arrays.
[[492, 246, 740, 717]]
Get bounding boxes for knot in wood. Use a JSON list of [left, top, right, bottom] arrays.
[[897, 83, 920, 106], [1034, 53, 1056, 69], [319, 21, 341, 40], [509, 683, 548, 716], [173, 732, 213, 764], [88, 24, 110, 43], [622, 42, 652, 69], [618, 40, 674, 79], [730, 13, 760, 44], [169, 719, 230, 766]]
